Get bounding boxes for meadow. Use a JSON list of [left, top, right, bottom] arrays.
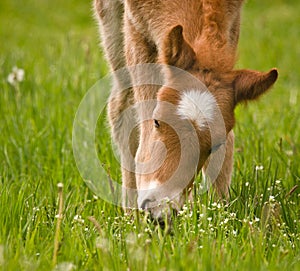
[[0, 0, 299, 270]]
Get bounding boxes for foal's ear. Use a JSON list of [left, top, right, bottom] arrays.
[[232, 68, 278, 104], [162, 25, 196, 69]]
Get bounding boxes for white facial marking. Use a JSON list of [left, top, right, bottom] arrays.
[[177, 90, 216, 129], [147, 179, 161, 190]]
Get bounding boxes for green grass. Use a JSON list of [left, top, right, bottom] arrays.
[[0, 0, 299, 270]]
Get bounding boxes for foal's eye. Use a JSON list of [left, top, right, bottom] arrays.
[[154, 119, 160, 128]]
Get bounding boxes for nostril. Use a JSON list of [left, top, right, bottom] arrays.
[[140, 198, 152, 210], [157, 216, 166, 229]]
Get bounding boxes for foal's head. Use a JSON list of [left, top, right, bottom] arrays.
[[136, 25, 278, 221]]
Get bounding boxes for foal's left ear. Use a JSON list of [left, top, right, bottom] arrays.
[[161, 25, 196, 69], [232, 68, 278, 105]]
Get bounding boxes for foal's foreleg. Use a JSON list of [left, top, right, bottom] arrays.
[[94, 0, 139, 208], [202, 130, 234, 199], [94, 0, 125, 71]]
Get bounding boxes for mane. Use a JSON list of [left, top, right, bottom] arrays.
[[194, 0, 244, 72]]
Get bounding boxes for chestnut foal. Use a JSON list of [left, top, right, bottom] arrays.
[[94, 0, 278, 220]]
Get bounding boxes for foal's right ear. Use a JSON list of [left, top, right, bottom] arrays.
[[161, 25, 196, 70]]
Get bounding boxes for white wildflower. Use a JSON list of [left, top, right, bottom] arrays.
[[182, 205, 188, 211], [73, 215, 84, 224], [7, 66, 24, 86], [178, 210, 185, 216], [255, 165, 264, 171], [230, 212, 236, 218]]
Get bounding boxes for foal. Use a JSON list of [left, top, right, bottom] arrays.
[[94, 0, 278, 220]]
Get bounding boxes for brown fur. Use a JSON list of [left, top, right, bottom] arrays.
[[94, 0, 278, 217]]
